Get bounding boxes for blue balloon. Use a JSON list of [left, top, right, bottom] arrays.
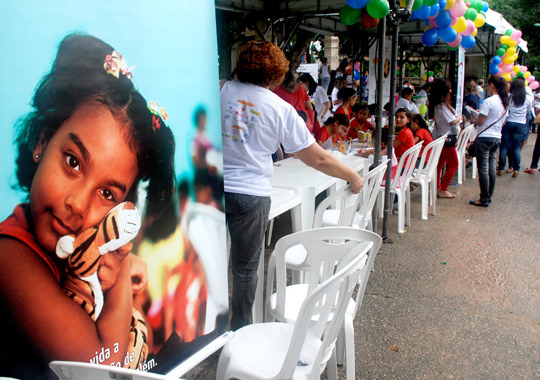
[[481, 1, 489, 12], [410, 12, 418, 20], [461, 35, 476, 49], [429, 4, 440, 17], [353, 70, 361, 80], [489, 64, 499, 75], [438, 0, 447, 10], [422, 28, 439, 46], [347, 0, 369, 9], [436, 9, 452, 28], [491, 56, 502, 65], [415, 5, 431, 20], [439, 26, 457, 43]]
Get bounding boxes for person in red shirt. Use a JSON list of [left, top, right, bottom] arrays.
[[347, 104, 374, 139], [316, 114, 350, 148], [334, 88, 357, 120], [393, 108, 415, 161], [411, 113, 434, 160]]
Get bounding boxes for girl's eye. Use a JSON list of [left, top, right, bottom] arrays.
[[100, 189, 116, 202], [65, 154, 80, 172]]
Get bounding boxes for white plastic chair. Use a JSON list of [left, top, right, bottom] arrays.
[[181, 203, 228, 334], [321, 159, 389, 231], [380, 142, 422, 234], [217, 229, 368, 380], [456, 125, 475, 184], [410, 134, 446, 220]]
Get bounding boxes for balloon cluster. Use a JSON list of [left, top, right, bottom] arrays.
[[412, 0, 489, 51], [489, 29, 539, 90], [339, 0, 390, 29], [422, 70, 435, 82]]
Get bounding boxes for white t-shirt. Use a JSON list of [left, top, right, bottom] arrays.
[[221, 80, 315, 196], [396, 98, 419, 114], [331, 87, 341, 112], [433, 103, 458, 138], [478, 94, 506, 139], [507, 96, 533, 124], [311, 85, 332, 122]]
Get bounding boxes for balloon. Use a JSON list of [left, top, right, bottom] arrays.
[[527, 75, 535, 83], [366, 0, 390, 19], [511, 30, 522, 41], [429, 4, 440, 18], [464, 8, 477, 21], [500, 35, 511, 45], [452, 16, 467, 33], [502, 73, 512, 82], [400, 0, 407, 6], [450, 0, 467, 18], [436, 9, 452, 28], [428, 76, 434, 82], [439, 0, 447, 9], [496, 48, 506, 57], [503, 55, 515, 65], [505, 29, 513, 36], [512, 65, 520, 74], [439, 26, 457, 42], [429, 18, 439, 28], [481, 1, 489, 12], [448, 34, 462, 48], [470, 0, 483, 11], [361, 11, 380, 28], [491, 56, 502, 65], [524, 71, 531, 79], [517, 71, 524, 77], [419, 104, 428, 115], [423, 74, 428, 80], [424, 0, 438, 5], [474, 13, 485, 27], [340, 5, 362, 25], [444, 0, 455, 9], [412, 0, 424, 11], [461, 35, 476, 49], [428, 71, 434, 76], [503, 64, 514, 73], [472, 28, 478, 37], [489, 64, 499, 75], [347, 0, 369, 9], [422, 27, 439, 46], [519, 65, 527, 72], [463, 20, 476, 35], [510, 72, 516, 79], [530, 81, 539, 90], [500, 44, 509, 50], [506, 47, 516, 57], [414, 5, 431, 20]]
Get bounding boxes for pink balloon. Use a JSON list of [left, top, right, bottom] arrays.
[[450, 0, 467, 18], [503, 64, 513, 73], [516, 38, 522, 45], [520, 65, 528, 72], [428, 77, 434, 82], [429, 18, 439, 28], [463, 20, 476, 36], [451, 15, 457, 26], [510, 72, 516, 78], [527, 75, 535, 83], [511, 30, 522, 40], [448, 34, 462, 47], [497, 68, 503, 76], [530, 81, 539, 90]]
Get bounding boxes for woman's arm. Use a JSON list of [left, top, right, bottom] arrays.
[[0, 239, 132, 365], [294, 143, 363, 193]]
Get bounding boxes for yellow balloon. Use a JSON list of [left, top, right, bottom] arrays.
[[513, 53, 518, 61], [500, 35, 511, 45], [445, 0, 455, 9], [509, 39, 517, 47], [472, 29, 478, 37], [502, 73, 512, 82], [474, 14, 485, 27], [506, 47, 517, 56], [453, 17, 467, 33], [503, 55, 515, 65], [424, 26, 431, 32], [400, 0, 407, 6], [524, 71, 531, 78], [513, 65, 520, 74]]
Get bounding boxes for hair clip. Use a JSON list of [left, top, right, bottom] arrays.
[[104, 51, 134, 80], [148, 101, 169, 132]]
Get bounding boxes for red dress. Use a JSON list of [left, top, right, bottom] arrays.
[[415, 128, 434, 160], [394, 127, 415, 161]]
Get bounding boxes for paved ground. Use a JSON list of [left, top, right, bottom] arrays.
[[184, 137, 540, 379]]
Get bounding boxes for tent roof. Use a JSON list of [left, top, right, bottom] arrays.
[[215, 1, 528, 55]]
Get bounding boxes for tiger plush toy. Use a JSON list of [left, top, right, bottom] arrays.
[[56, 201, 149, 369]]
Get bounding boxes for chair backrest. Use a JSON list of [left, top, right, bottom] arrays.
[[269, 227, 376, 318], [390, 142, 422, 190], [456, 125, 474, 155], [354, 159, 389, 229], [277, 240, 368, 379], [413, 134, 446, 182], [181, 203, 228, 333], [312, 184, 360, 228]]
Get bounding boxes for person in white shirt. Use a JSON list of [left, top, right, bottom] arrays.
[[331, 77, 347, 112], [221, 41, 363, 330], [470, 75, 509, 207], [299, 72, 332, 125], [396, 87, 420, 114]]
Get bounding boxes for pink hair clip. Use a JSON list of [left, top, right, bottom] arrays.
[[103, 50, 134, 79], [148, 101, 168, 132]]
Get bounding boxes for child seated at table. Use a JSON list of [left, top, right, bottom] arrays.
[[316, 114, 350, 149], [347, 104, 374, 139], [356, 127, 398, 183], [393, 107, 415, 161], [411, 113, 434, 160]]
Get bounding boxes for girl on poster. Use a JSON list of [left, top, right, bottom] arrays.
[[0, 34, 175, 379]]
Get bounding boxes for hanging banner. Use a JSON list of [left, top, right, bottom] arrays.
[[456, 46, 466, 118], [368, 38, 392, 106], [0, 1, 228, 379]]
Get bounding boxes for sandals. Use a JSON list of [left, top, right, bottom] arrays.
[[469, 199, 489, 207], [524, 168, 537, 174], [438, 191, 456, 198], [505, 168, 514, 173]]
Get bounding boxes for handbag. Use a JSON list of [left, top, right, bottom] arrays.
[[444, 134, 458, 148]]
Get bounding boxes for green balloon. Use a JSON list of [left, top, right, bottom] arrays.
[[496, 48, 506, 57], [412, 0, 424, 12], [500, 44, 509, 50], [366, 0, 390, 19], [423, 0, 438, 6], [340, 5, 362, 25], [505, 29, 513, 36], [428, 71, 434, 76], [419, 104, 428, 115], [464, 8, 477, 21], [448, 45, 459, 51], [471, 0, 483, 11], [517, 71, 524, 77]]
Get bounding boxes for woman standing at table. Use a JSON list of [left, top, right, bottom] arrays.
[[428, 78, 461, 199], [221, 41, 364, 331], [469, 75, 509, 207]]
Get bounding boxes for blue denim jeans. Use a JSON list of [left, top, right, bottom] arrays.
[[225, 192, 271, 330], [498, 121, 527, 171], [475, 137, 501, 202]]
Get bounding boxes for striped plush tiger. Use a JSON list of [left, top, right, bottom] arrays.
[[56, 201, 149, 368]]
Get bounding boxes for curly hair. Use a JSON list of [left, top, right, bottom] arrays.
[[235, 41, 290, 89]]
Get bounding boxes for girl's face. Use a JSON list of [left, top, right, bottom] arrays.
[[336, 123, 349, 138], [395, 112, 410, 128], [30, 101, 139, 252], [411, 119, 419, 132]]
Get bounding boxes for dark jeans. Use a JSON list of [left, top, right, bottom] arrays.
[[225, 192, 271, 331], [530, 131, 540, 169], [475, 137, 501, 202], [498, 122, 527, 171]]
